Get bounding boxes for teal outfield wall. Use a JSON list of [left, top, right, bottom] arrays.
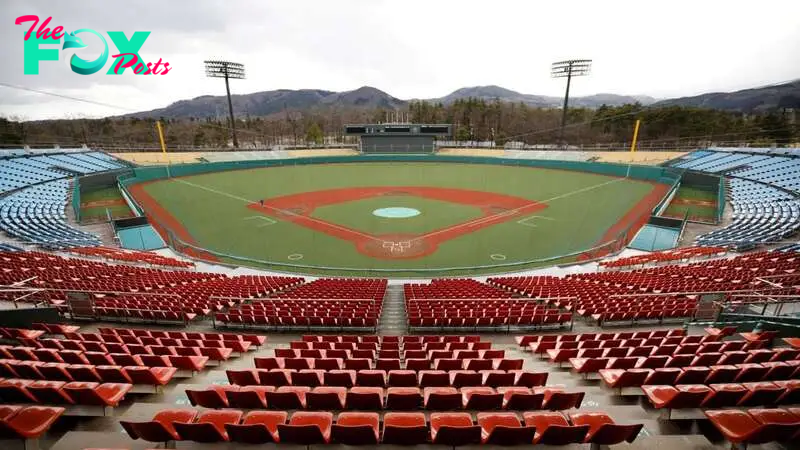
[[117, 154, 682, 275]]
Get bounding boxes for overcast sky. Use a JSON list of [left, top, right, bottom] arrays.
[[2, 0, 799, 120]]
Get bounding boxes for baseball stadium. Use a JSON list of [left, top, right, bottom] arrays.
[[1, 4, 800, 449]]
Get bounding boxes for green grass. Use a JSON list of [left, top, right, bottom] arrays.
[[662, 186, 719, 223], [80, 187, 133, 222], [140, 162, 659, 276], [312, 196, 484, 235]]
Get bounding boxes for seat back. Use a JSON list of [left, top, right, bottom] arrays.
[[121, 421, 174, 443], [277, 424, 327, 445], [226, 423, 275, 444], [590, 423, 644, 445], [545, 392, 584, 410], [172, 422, 224, 443], [539, 424, 590, 445], [486, 425, 537, 445], [332, 424, 379, 445], [434, 425, 482, 446]]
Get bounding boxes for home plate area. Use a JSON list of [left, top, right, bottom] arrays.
[[358, 234, 435, 259]]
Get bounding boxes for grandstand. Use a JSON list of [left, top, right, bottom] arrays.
[[0, 150, 128, 249], [666, 148, 800, 250], [0, 148, 799, 450]]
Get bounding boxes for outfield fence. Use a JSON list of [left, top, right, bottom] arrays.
[[117, 154, 682, 276]]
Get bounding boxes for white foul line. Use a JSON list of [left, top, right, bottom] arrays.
[[173, 178, 382, 242], [418, 177, 626, 242]]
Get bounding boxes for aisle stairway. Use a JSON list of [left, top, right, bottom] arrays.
[[378, 284, 406, 335]]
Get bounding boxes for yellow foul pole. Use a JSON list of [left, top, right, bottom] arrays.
[[156, 121, 167, 154], [629, 119, 641, 153]]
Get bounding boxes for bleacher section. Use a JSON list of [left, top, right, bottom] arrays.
[[0, 180, 101, 248], [0, 151, 128, 249], [217, 279, 386, 330], [489, 249, 799, 325], [0, 251, 303, 322], [697, 179, 800, 249], [404, 280, 570, 329], [667, 148, 800, 249], [0, 151, 125, 194]]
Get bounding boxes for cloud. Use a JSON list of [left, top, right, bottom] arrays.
[[1, 0, 799, 120]]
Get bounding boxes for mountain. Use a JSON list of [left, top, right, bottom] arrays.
[[653, 80, 800, 112], [431, 85, 656, 108], [124, 86, 402, 119], [319, 86, 405, 109], [122, 81, 797, 120]]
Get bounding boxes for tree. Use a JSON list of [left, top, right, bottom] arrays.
[[305, 122, 323, 145]]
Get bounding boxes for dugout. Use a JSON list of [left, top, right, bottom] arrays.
[[345, 124, 451, 154]]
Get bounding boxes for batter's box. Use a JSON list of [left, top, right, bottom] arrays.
[[517, 215, 555, 228], [243, 216, 277, 227]]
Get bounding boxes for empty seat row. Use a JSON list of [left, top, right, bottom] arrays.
[[0, 405, 65, 445], [3, 344, 225, 365], [550, 348, 793, 371], [0, 360, 176, 387], [0, 327, 46, 341], [14, 342, 243, 360], [516, 328, 687, 348], [705, 407, 800, 449], [301, 334, 481, 344], [256, 356, 523, 371], [277, 347, 502, 359], [0, 378, 131, 408], [289, 340, 492, 352], [538, 337, 762, 357], [96, 328, 267, 346], [643, 381, 800, 412], [226, 368, 548, 389], [573, 354, 798, 378], [2, 354, 208, 375], [31, 322, 81, 335], [187, 385, 583, 411], [599, 246, 727, 269], [600, 362, 800, 390], [122, 408, 642, 446], [69, 246, 194, 268]]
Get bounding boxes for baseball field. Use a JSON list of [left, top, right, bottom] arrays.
[[128, 162, 669, 276]]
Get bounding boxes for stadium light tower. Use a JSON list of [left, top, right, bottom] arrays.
[[204, 60, 245, 148], [551, 59, 592, 144]]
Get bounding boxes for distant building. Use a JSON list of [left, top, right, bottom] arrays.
[[344, 124, 451, 154]]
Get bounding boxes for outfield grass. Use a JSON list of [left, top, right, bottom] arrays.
[[80, 187, 133, 222], [662, 186, 719, 223], [138, 162, 661, 276]]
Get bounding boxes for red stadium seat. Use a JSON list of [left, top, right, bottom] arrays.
[[121, 409, 198, 445], [382, 412, 428, 445], [278, 411, 333, 445], [477, 412, 536, 445], [569, 412, 643, 445], [173, 409, 243, 443], [225, 410, 286, 444], [332, 412, 380, 445], [523, 411, 589, 445], [430, 412, 481, 446]]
